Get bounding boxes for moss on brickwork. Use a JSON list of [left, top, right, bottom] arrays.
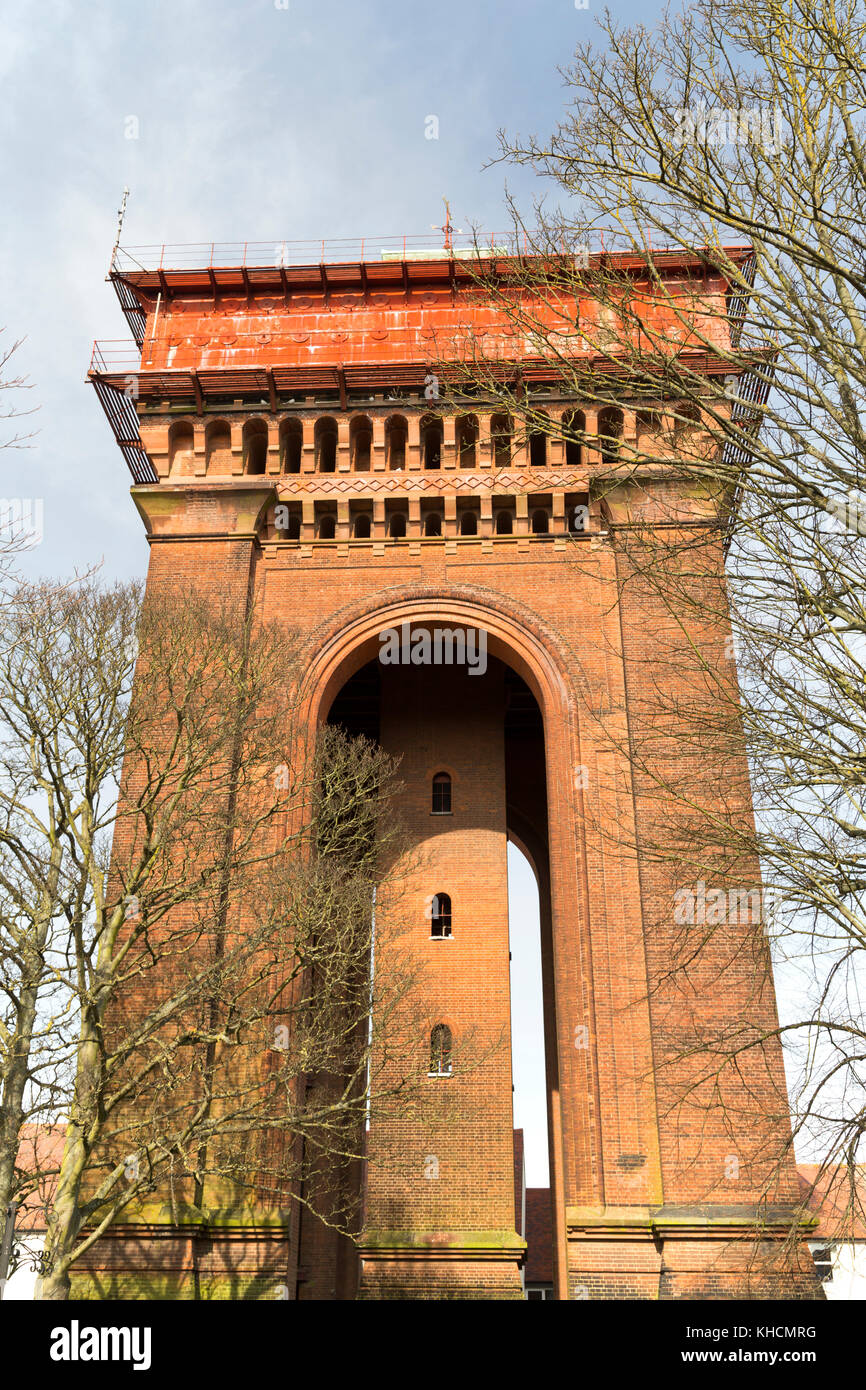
[[69, 1272, 192, 1300], [69, 1271, 287, 1301]]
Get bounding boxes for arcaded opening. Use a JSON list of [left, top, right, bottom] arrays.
[[491, 413, 512, 468], [351, 416, 373, 472], [562, 409, 584, 468], [316, 418, 338, 472], [597, 406, 623, 464], [386, 415, 407, 470], [243, 419, 268, 475], [529, 413, 550, 468], [205, 420, 231, 474], [456, 414, 478, 469], [169, 421, 195, 477], [322, 645, 557, 1295], [421, 415, 443, 470], [280, 418, 302, 473]]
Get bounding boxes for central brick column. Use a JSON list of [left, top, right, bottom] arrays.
[[359, 654, 525, 1298]]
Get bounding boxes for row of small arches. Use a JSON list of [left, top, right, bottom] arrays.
[[288, 509, 559, 541], [167, 407, 633, 475]]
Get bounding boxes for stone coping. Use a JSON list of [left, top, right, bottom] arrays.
[[565, 1204, 819, 1240]]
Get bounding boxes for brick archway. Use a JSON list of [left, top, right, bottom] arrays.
[[298, 580, 579, 734], [296, 581, 660, 1298]]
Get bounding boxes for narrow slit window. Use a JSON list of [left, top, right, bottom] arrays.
[[430, 892, 452, 938], [430, 1024, 453, 1076], [432, 772, 452, 814]]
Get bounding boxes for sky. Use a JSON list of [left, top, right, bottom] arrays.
[[0, 0, 757, 1191], [0, 0, 672, 582], [508, 843, 548, 1183]]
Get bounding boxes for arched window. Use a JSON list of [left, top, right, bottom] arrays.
[[456, 414, 478, 469], [636, 409, 661, 454], [169, 421, 195, 477], [424, 512, 442, 537], [421, 415, 443, 470], [491, 413, 512, 468], [351, 416, 373, 472], [432, 772, 452, 814], [495, 510, 513, 535], [315, 417, 338, 472], [318, 513, 336, 540], [531, 508, 549, 534], [205, 420, 231, 474], [562, 409, 584, 468], [280, 418, 302, 474], [386, 415, 407, 470], [597, 406, 623, 464], [459, 511, 478, 536], [529, 413, 549, 468], [430, 1024, 453, 1075], [353, 513, 371, 539], [388, 512, 407, 538], [243, 419, 268, 475], [430, 892, 452, 938]]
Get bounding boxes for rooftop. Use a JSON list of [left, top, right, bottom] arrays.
[[89, 230, 756, 486]]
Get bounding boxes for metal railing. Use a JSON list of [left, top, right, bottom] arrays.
[[109, 229, 699, 275], [88, 341, 142, 376]]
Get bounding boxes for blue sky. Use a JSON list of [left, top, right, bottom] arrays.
[[2, 0, 682, 1188], [0, 0, 669, 581]]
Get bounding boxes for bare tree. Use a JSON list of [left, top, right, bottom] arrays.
[[0, 578, 426, 1299], [441, 0, 866, 1245], [0, 328, 37, 454], [0, 328, 40, 601]]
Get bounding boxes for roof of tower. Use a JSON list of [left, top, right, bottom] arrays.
[[106, 234, 755, 345], [87, 231, 760, 484]]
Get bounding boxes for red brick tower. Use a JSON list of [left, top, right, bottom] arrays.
[[83, 233, 818, 1300]]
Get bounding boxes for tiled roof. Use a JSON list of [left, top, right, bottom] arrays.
[[798, 1164, 866, 1241], [13, 1125, 65, 1231]]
